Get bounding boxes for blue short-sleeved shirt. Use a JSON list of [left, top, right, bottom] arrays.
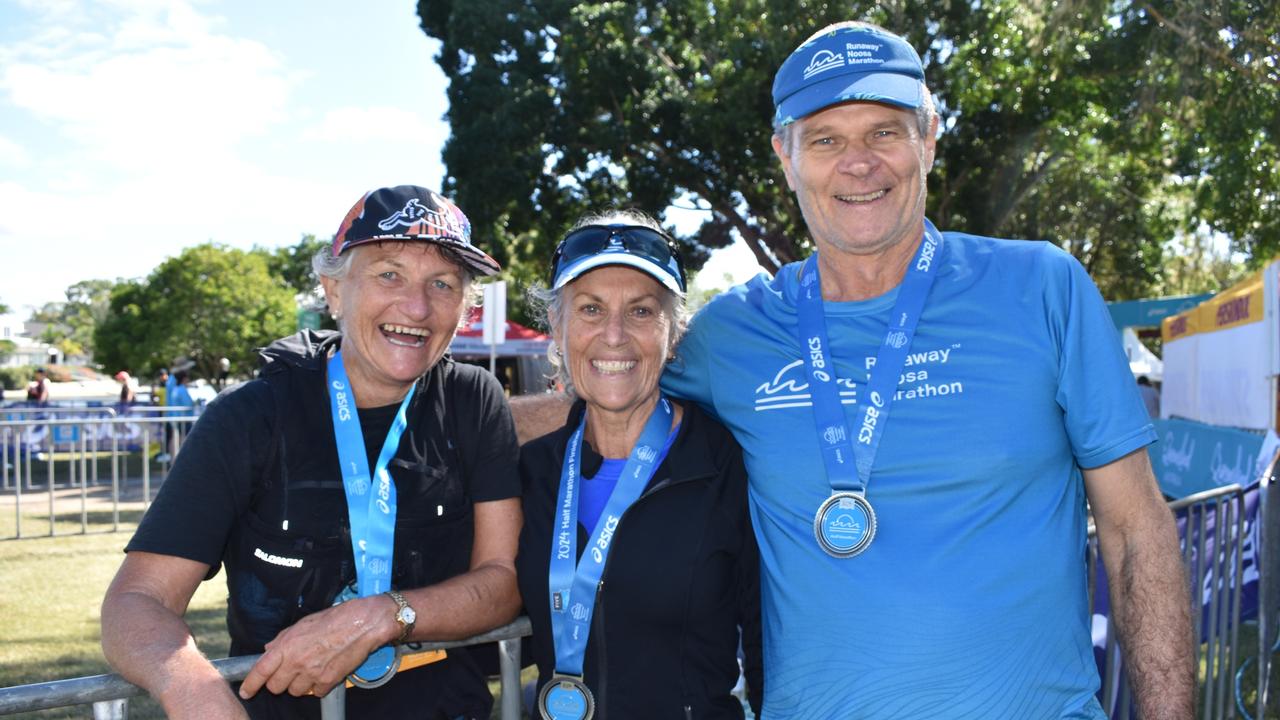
[[662, 230, 1155, 719]]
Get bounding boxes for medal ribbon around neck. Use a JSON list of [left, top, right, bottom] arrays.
[[547, 396, 674, 677], [326, 349, 414, 681], [795, 222, 943, 496]]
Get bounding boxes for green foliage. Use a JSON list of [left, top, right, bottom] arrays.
[[419, 0, 1268, 300], [0, 339, 14, 364], [254, 234, 329, 298], [32, 279, 115, 360], [0, 365, 29, 390], [93, 243, 296, 379]]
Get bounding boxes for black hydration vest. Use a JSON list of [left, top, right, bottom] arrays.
[[223, 356, 474, 656]]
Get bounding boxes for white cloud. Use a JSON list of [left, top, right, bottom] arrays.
[[2, 0, 290, 170], [0, 0, 452, 314]]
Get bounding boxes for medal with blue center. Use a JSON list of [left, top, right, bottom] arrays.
[[814, 491, 877, 558], [332, 582, 402, 688], [537, 674, 595, 720], [326, 350, 414, 687], [540, 397, 675, 720], [795, 224, 942, 558]]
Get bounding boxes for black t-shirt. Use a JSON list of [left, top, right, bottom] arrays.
[[127, 348, 519, 719]]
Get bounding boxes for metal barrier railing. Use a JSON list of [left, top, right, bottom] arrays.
[[1092, 472, 1277, 720], [1, 413, 198, 539], [0, 617, 532, 720]]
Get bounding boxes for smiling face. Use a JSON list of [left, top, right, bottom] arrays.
[[558, 265, 674, 424], [320, 242, 468, 407], [773, 101, 937, 260]]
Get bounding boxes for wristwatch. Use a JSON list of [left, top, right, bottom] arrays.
[[385, 590, 417, 645]]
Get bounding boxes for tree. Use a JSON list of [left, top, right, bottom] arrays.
[[418, 0, 1267, 301], [94, 244, 296, 378], [32, 279, 115, 360], [255, 234, 329, 298]]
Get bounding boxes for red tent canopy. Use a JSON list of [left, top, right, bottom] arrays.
[[450, 307, 550, 357]]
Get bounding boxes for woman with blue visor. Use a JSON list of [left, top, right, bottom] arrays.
[[516, 210, 763, 719]]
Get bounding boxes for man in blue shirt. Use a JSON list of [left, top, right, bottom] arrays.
[[516, 20, 1194, 718]]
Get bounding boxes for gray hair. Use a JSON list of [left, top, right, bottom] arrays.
[[311, 242, 483, 330], [527, 209, 690, 397], [772, 21, 937, 155]]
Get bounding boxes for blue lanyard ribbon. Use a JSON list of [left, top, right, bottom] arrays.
[[795, 222, 943, 493], [547, 397, 674, 676], [326, 350, 413, 598]]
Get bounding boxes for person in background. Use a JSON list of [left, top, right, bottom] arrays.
[[26, 367, 50, 404], [154, 368, 169, 406], [517, 211, 762, 719], [217, 357, 232, 390], [101, 185, 522, 719], [1137, 375, 1162, 418], [115, 370, 137, 406]]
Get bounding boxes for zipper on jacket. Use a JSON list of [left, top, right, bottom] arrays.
[[590, 472, 702, 718], [684, 704, 693, 719], [593, 578, 607, 716]]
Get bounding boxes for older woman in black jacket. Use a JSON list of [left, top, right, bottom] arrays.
[[516, 210, 762, 720]]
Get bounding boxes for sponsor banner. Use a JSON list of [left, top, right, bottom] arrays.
[[2, 408, 156, 454], [1162, 268, 1265, 342], [1149, 418, 1266, 499]]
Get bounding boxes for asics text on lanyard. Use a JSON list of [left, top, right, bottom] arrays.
[[326, 350, 414, 687], [538, 397, 675, 720], [797, 222, 943, 558]]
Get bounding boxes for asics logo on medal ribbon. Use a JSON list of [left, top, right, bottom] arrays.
[[857, 391, 885, 444], [807, 336, 830, 383], [802, 49, 845, 79], [916, 234, 937, 272], [333, 382, 352, 422], [590, 515, 619, 563]]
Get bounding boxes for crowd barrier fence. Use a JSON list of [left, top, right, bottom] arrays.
[[0, 618, 532, 720], [1, 410, 197, 539], [1093, 448, 1279, 719], [1, 408, 1276, 718]]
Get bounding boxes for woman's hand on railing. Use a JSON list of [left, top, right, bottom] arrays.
[[239, 594, 396, 699]]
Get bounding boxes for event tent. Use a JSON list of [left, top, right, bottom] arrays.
[[449, 307, 551, 358], [1160, 260, 1279, 431], [1123, 327, 1163, 382]]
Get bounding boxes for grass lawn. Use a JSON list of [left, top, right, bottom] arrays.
[[0, 527, 229, 719], [0, 508, 529, 719]]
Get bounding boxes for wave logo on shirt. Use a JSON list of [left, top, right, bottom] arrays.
[[366, 558, 389, 577], [635, 445, 657, 464], [570, 602, 589, 621], [886, 331, 908, 349], [754, 359, 857, 412]]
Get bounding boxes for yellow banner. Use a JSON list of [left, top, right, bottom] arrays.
[[1163, 268, 1264, 342]]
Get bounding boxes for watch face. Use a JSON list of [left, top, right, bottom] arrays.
[[401, 606, 416, 625]]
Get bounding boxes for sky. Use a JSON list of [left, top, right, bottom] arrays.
[[0, 0, 764, 319]]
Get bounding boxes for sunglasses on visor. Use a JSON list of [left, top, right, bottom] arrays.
[[550, 224, 687, 292]]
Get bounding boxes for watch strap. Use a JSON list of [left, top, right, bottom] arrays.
[[386, 590, 415, 645]]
